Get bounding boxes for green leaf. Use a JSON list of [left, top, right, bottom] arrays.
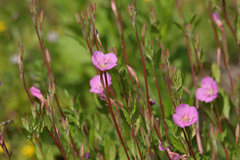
[[89, 126, 95, 149], [211, 62, 221, 83], [223, 93, 231, 119], [64, 89, 74, 110], [104, 136, 116, 160], [9, 152, 14, 160], [165, 119, 175, 134], [45, 145, 54, 160], [43, 115, 52, 131], [118, 146, 128, 160], [135, 116, 141, 135], [35, 141, 43, 160], [173, 69, 183, 91], [231, 141, 240, 160], [121, 107, 131, 126], [100, 118, 107, 136], [169, 134, 188, 154]]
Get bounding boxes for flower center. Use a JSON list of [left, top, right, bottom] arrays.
[[100, 56, 112, 68], [182, 114, 189, 122], [209, 89, 213, 95], [95, 82, 103, 91]]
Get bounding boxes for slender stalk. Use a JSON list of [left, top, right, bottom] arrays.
[[135, 32, 151, 115], [179, 137, 190, 159], [212, 103, 222, 133], [35, 136, 45, 160], [153, 70, 169, 142], [182, 128, 196, 160], [220, 4, 239, 47], [0, 141, 10, 160], [103, 72, 130, 160], [207, 7, 233, 91], [33, 23, 79, 156]]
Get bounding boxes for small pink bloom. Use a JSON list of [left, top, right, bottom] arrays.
[[172, 154, 182, 160], [89, 72, 112, 98], [30, 86, 46, 110], [30, 87, 43, 99], [158, 140, 164, 151], [92, 51, 117, 71], [212, 12, 223, 31], [196, 76, 218, 103], [173, 104, 198, 128]]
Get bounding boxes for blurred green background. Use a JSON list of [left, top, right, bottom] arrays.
[[0, 0, 239, 159]]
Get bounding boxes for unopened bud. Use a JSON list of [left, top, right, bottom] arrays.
[[212, 12, 223, 31], [111, 0, 118, 19], [47, 94, 50, 106], [29, 2, 33, 13], [149, 99, 155, 106], [145, 136, 150, 148], [17, 53, 21, 65], [142, 23, 146, 37], [52, 83, 55, 94], [126, 65, 137, 78], [40, 10, 44, 24], [46, 48, 51, 63], [236, 123, 239, 144], [128, 4, 132, 16], [87, 6, 90, 19], [93, 3, 96, 14], [20, 45, 24, 57], [80, 143, 84, 157], [75, 12, 81, 24]]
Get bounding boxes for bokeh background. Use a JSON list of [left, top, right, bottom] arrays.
[[0, 0, 239, 159]]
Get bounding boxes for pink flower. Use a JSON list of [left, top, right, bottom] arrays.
[[30, 87, 43, 99], [158, 140, 164, 151], [196, 76, 218, 103], [212, 12, 223, 31], [89, 72, 112, 97], [92, 51, 117, 71], [173, 104, 198, 128], [29, 86, 46, 110]]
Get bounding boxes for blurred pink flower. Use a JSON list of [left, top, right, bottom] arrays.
[[173, 104, 198, 128], [196, 76, 218, 103], [212, 12, 224, 32], [92, 51, 117, 71], [30, 87, 43, 99], [158, 140, 164, 151], [89, 72, 112, 99], [29, 86, 46, 110]]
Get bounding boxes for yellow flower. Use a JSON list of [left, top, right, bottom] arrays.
[[0, 21, 7, 32], [21, 143, 35, 158]]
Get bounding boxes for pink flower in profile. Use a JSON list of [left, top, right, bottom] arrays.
[[92, 51, 117, 71], [89, 72, 112, 98], [29, 86, 46, 110], [196, 76, 218, 103], [212, 12, 223, 31], [30, 87, 43, 99], [173, 104, 198, 128], [158, 140, 164, 151]]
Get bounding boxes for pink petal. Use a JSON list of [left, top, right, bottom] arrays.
[[158, 140, 164, 151], [201, 76, 214, 88], [196, 88, 207, 102], [92, 51, 104, 70], [173, 114, 184, 128], [29, 87, 43, 99]]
